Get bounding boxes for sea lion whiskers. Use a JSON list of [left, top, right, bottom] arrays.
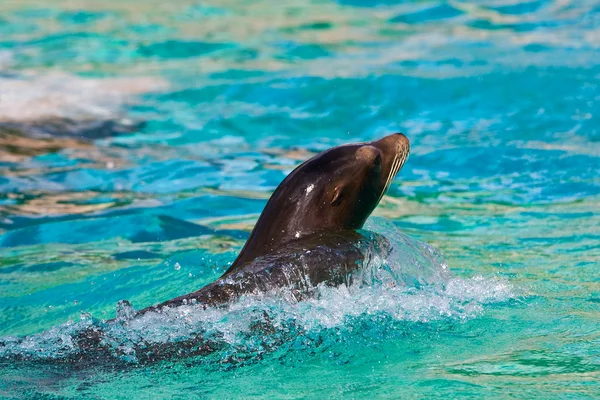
[[382, 156, 398, 196], [376, 156, 397, 205], [375, 140, 409, 206], [388, 156, 401, 189]]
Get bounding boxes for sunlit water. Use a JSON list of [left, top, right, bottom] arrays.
[[0, 0, 598, 398]]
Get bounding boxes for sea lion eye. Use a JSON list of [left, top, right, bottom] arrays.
[[331, 186, 344, 206], [374, 153, 382, 166]]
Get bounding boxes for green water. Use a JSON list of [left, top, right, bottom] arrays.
[[0, 0, 599, 398]]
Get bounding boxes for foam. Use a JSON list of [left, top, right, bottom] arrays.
[[0, 71, 166, 138], [0, 217, 516, 364]]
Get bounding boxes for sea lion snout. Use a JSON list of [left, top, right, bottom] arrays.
[[368, 133, 410, 202], [356, 133, 410, 170], [377, 133, 409, 166], [370, 132, 410, 169], [372, 133, 410, 158]]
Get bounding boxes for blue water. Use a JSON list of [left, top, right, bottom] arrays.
[[0, 0, 599, 398]]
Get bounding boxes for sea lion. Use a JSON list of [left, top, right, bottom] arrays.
[[139, 132, 410, 313], [4, 133, 410, 363]]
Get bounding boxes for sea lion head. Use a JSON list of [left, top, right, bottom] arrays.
[[225, 133, 410, 273], [286, 132, 410, 231]]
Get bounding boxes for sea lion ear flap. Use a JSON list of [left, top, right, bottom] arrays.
[[330, 185, 345, 206]]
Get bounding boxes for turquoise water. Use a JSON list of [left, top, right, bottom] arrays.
[[0, 0, 599, 398]]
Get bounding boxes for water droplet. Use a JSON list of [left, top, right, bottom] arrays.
[[79, 311, 92, 321], [115, 300, 136, 322], [174, 262, 181, 271]]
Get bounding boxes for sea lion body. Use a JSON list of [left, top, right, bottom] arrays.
[[141, 230, 391, 313], [140, 133, 410, 312]]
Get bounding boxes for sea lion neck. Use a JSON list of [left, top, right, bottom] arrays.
[[223, 167, 334, 273]]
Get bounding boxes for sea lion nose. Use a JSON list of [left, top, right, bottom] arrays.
[[389, 133, 410, 152]]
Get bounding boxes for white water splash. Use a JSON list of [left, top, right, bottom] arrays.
[[0, 217, 516, 363], [0, 72, 166, 126]]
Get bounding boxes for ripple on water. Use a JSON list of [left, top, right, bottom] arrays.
[[389, 4, 464, 24], [0, 0, 597, 396]]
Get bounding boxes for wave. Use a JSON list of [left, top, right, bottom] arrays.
[[0, 217, 516, 365]]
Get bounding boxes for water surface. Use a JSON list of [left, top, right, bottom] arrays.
[[0, 0, 599, 398]]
